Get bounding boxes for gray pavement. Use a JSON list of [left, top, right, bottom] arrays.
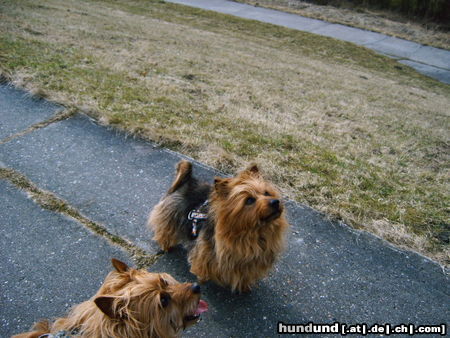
[[166, 0, 450, 84], [1, 84, 449, 337], [0, 84, 63, 140]]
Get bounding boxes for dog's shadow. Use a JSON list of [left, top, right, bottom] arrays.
[[151, 246, 307, 337]]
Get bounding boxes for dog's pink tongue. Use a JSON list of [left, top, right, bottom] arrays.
[[195, 300, 208, 315]]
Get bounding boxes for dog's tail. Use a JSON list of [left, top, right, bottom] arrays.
[[167, 160, 193, 194], [32, 320, 50, 333], [12, 320, 51, 338]]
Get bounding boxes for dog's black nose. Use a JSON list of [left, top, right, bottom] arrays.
[[191, 283, 201, 294], [269, 199, 280, 210]]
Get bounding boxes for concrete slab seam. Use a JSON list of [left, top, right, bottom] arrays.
[[369, 42, 423, 60], [0, 108, 76, 145], [364, 35, 389, 46], [0, 166, 162, 269]]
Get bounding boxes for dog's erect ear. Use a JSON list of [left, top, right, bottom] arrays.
[[111, 258, 129, 273], [245, 163, 261, 176], [159, 276, 169, 288], [247, 163, 259, 173], [95, 296, 120, 319], [214, 177, 231, 197]]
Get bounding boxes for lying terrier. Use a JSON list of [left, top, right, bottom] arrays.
[[148, 161, 289, 293], [13, 259, 208, 338]]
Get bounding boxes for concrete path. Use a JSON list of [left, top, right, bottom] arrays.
[[1, 83, 449, 337], [166, 0, 450, 84]]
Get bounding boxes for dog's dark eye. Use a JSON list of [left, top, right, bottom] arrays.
[[246, 197, 256, 205], [264, 191, 271, 196], [160, 293, 171, 308]]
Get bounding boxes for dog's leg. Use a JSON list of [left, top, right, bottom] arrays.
[[189, 241, 214, 284], [12, 320, 50, 338], [151, 218, 180, 252]]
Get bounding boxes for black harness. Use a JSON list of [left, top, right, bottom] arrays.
[[39, 329, 81, 337]]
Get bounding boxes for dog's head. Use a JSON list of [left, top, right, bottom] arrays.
[[212, 163, 285, 233], [94, 259, 208, 337]]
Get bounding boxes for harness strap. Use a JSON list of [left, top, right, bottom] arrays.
[[187, 200, 209, 239], [39, 328, 80, 338]]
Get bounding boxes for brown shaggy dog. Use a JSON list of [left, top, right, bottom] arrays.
[[148, 161, 289, 293], [13, 259, 208, 338]]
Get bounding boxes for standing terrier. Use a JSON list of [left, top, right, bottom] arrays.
[[148, 161, 289, 293], [13, 259, 208, 338]]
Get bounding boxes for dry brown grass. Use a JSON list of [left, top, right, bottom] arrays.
[[0, 0, 448, 266], [235, 0, 450, 50]]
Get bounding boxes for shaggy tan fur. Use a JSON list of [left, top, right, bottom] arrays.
[[149, 161, 290, 293], [13, 259, 207, 338]]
